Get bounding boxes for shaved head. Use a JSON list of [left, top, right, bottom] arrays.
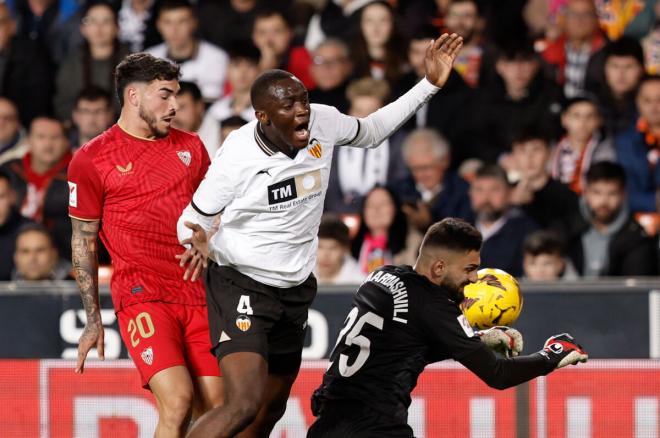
[[251, 68, 311, 154], [250, 69, 298, 110]]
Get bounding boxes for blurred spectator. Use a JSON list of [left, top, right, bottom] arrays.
[[12, 223, 72, 281], [220, 115, 248, 144], [615, 74, 660, 213], [350, 1, 408, 87], [586, 37, 645, 135], [469, 164, 539, 277], [198, 0, 279, 51], [0, 3, 53, 127], [118, 0, 160, 52], [474, 42, 563, 163], [303, 0, 363, 49], [308, 38, 353, 113], [70, 86, 114, 151], [509, 129, 580, 232], [0, 169, 31, 280], [642, 0, 660, 74], [395, 128, 473, 233], [325, 77, 408, 213], [552, 95, 616, 194], [252, 8, 315, 89], [1, 117, 72, 261], [0, 98, 29, 165], [315, 215, 364, 285], [523, 229, 579, 281], [351, 186, 411, 274], [542, 0, 606, 97], [564, 161, 658, 276], [11, 0, 69, 62], [208, 41, 259, 128], [393, 26, 474, 165], [445, 0, 493, 89], [146, 0, 229, 102], [54, 1, 129, 122], [173, 81, 220, 159], [596, 0, 646, 41]]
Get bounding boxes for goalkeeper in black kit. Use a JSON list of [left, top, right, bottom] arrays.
[[308, 218, 588, 438]]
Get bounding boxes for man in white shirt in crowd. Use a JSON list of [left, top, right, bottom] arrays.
[[207, 41, 260, 133], [315, 215, 364, 285], [146, 0, 228, 102], [172, 81, 221, 159], [178, 33, 463, 438]]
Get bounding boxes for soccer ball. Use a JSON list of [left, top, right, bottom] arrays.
[[460, 268, 523, 329]]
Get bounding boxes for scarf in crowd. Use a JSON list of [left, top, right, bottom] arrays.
[[20, 152, 72, 221], [636, 118, 660, 169], [551, 135, 600, 194]]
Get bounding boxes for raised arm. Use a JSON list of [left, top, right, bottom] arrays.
[[71, 218, 104, 373], [348, 33, 463, 149]]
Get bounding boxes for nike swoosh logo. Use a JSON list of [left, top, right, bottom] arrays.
[[257, 169, 271, 176]]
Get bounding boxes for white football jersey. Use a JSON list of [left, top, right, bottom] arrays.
[[191, 104, 359, 287], [180, 78, 439, 287]]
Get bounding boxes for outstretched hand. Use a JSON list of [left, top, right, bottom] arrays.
[[424, 33, 463, 88], [75, 320, 104, 374], [175, 221, 210, 282]]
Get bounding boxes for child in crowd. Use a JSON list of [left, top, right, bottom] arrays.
[[315, 216, 364, 286], [551, 96, 616, 194], [523, 230, 578, 281]]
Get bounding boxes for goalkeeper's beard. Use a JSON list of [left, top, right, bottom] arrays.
[[441, 276, 471, 303]]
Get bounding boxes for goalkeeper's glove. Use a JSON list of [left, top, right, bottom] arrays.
[[476, 326, 523, 358], [539, 333, 588, 369]]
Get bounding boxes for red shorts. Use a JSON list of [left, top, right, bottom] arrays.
[[117, 301, 221, 387]]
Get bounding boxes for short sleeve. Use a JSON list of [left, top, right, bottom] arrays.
[[191, 145, 235, 216], [67, 149, 104, 220], [418, 294, 484, 361]]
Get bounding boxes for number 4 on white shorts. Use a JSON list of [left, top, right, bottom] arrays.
[[237, 295, 254, 315]]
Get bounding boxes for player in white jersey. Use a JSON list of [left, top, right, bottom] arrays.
[[177, 33, 464, 438]]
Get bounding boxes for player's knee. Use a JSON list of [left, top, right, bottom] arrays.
[[160, 391, 194, 427]]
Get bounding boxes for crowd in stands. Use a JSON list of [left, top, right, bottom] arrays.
[[0, 0, 657, 284]]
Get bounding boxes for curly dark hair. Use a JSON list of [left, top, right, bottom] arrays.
[[114, 53, 180, 107]]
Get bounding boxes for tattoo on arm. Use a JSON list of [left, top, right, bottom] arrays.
[[71, 219, 101, 325]]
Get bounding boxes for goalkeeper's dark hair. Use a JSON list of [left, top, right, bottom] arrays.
[[523, 230, 566, 257], [114, 53, 180, 107], [420, 218, 483, 254], [585, 161, 626, 188], [250, 69, 296, 111]]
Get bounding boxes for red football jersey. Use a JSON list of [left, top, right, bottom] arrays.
[[68, 125, 211, 311]]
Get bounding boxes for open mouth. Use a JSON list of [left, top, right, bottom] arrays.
[[294, 121, 310, 142]]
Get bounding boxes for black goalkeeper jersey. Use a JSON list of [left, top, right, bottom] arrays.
[[314, 265, 486, 423]]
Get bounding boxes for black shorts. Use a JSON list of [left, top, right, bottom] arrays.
[[205, 263, 317, 369], [307, 400, 415, 438]]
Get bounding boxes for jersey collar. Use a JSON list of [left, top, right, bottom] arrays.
[[254, 123, 278, 157]]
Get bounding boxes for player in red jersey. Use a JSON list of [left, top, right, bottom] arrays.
[[68, 53, 222, 437]]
